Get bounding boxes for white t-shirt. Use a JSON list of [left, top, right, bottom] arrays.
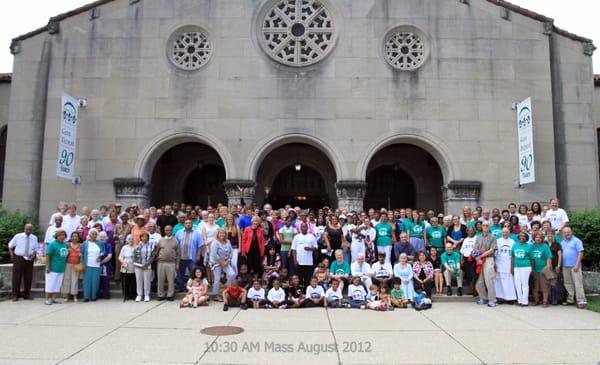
[[291, 233, 317, 266], [348, 284, 367, 301], [371, 262, 393, 278], [495, 237, 515, 273], [460, 236, 477, 257], [325, 287, 343, 303], [44, 225, 59, 244], [86, 241, 101, 268], [48, 212, 66, 226], [62, 215, 81, 238], [305, 285, 324, 299], [545, 208, 569, 231], [267, 287, 286, 302], [248, 287, 265, 301], [149, 233, 162, 246], [351, 261, 371, 278]]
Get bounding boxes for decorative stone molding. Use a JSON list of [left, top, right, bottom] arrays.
[[443, 180, 482, 201], [335, 180, 367, 212], [583, 42, 596, 56], [113, 177, 151, 208], [224, 180, 256, 207], [47, 19, 60, 35], [10, 40, 21, 55], [543, 21, 554, 35], [258, 0, 338, 67]]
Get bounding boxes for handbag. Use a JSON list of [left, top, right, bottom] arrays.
[[73, 263, 85, 273], [542, 266, 556, 282]]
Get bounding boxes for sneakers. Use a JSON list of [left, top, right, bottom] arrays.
[[73, 297, 78, 303], [241, 303, 248, 310], [457, 287, 463, 296], [265, 304, 272, 309], [44, 299, 52, 305], [280, 304, 287, 309], [157, 297, 165, 301], [223, 304, 229, 311], [487, 302, 498, 308], [192, 303, 198, 308], [360, 305, 366, 310], [135, 296, 142, 302], [144, 296, 150, 302], [446, 286, 453, 296], [476, 299, 486, 305]]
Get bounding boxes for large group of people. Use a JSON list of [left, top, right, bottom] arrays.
[[7, 195, 588, 310]]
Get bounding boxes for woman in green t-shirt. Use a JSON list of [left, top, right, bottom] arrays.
[[512, 232, 532, 306], [530, 232, 553, 307], [45, 229, 69, 305]]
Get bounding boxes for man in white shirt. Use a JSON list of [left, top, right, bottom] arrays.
[[42, 215, 63, 261], [545, 198, 569, 233], [8, 224, 38, 301], [147, 223, 162, 246], [291, 222, 318, 287], [350, 253, 372, 288], [48, 201, 67, 226], [351, 217, 376, 263], [371, 252, 394, 287], [62, 203, 81, 239]]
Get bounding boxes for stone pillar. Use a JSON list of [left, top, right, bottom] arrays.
[[442, 180, 482, 215], [223, 180, 256, 207], [113, 178, 151, 208], [335, 180, 367, 212]]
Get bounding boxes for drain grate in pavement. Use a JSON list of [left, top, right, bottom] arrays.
[[201, 326, 244, 336]]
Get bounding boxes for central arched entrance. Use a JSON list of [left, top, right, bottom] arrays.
[[151, 142, 227, 207], [364, 144, 443, 211], [255, 143, 337, 210]]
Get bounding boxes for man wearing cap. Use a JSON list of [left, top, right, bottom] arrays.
[[131, 215, 148, 244]]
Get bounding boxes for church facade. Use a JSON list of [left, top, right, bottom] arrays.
[[0, 0, 599, 220]]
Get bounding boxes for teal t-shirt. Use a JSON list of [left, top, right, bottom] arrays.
[[426, 226, 446, 249], [512, 242, 532, 268], [466, 219, 477, 230], [531, 243, 552, 272], [375, 223, 393, 247], [215, 218, 225, 228], [406, 221, 425, 238], [329, 260, 350, 275], [441, 251, 461, 271], [490, 224, 503, 239], [173, 223, 185, 235], [509, 233, 519, 243], [46, 240, 69, 273]]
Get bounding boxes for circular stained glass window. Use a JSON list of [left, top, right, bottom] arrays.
[[383, 26, 428, 71], [168, 26, 213, 71], [259, 0, 338, 67]]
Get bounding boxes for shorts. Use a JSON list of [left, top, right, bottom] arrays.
[[45, 272, 65, 293], [532, 272, 549, 294]]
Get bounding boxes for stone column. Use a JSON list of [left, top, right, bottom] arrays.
[[335, 180, 367, 212], [113, 178, 151, 208], [223, 180, 256, 207], [442, 180, 482, 215]]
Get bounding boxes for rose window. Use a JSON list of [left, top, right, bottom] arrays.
[[168, 26, 213, 71], [260, 0, 337, 67], [383, 28, 427, 71]]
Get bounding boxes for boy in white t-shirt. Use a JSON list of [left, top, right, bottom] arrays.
[[247, 279, 268, 309], [267, 279, 287, 309], [301, 277, 325, 307], [344, 276, 367, 309], [325, 279, 343, 308]]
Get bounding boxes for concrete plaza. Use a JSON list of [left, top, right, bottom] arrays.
[[0, 299, 599, 365]]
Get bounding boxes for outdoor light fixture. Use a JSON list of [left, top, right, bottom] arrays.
[[294, 163, 302, 172], [265, 186, 271, 195]]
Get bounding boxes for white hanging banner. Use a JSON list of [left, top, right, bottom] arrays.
[[56, 93, 79, 179], [517, 97, 535, 185]]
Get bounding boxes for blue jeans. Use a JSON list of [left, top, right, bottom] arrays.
[[280, 251, 293, 275], [177, 259, 195, 291]]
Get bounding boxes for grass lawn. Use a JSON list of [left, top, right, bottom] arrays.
[[587, 296, 600, 313]]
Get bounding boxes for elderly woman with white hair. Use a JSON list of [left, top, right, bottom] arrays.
[[82, 228, 106, 302], [97, 231, 113, 299], [393, 253, 415, 301], [118, 234, 137, 301]]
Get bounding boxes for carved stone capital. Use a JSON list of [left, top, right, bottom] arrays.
[[10, 40, 21, 55], [583, 42, 596, 56], [223, 180, 256, 207], [543, 21, 554, 35], [113, 177, 151, 207], [47, 19, 60, 35], [442, 180, 482, 202], [335, 180, 367, 212]]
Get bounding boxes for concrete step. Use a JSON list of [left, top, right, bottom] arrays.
[[1, 288, 187, 300]]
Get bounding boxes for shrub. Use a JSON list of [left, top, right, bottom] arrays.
[[567, 210, 600, 267], [0, 210, 41, 263]]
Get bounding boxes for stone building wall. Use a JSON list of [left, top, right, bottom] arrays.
[[1, 0, 598, 222]]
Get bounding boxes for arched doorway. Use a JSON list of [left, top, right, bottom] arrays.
[[364, 144, 443, 211], [151, 142, 226, 207], [0, 126, 6, 202], [364, 166, 416, 210], [255, 143, 337, 210]]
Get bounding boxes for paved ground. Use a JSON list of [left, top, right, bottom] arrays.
[[1, 299, 599, 365]]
